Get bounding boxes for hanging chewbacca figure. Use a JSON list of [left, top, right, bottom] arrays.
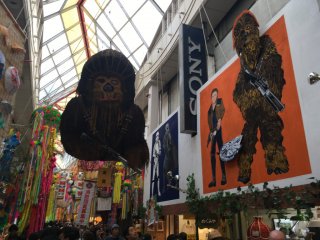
[[60, 49, 149, 170], [232, 10, 289, 183]]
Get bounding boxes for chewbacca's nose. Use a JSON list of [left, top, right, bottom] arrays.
[[103, 83, 114, 92]]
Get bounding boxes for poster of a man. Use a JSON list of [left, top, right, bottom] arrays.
[[207, 88, 227, 187]]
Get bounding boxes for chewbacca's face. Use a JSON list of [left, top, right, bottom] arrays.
[[92, 75, 123, 102]]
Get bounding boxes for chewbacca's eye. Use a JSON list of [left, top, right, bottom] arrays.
[[111, 79, 118, 85]]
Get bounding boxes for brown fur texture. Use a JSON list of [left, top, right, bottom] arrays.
[[233, 12, 288, 183], [60, 49, 149, 170]]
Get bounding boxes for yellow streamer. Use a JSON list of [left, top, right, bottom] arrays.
[[112, 172, 122, 203], [45, 185, 55, 222], [18, 201, 31, 234]]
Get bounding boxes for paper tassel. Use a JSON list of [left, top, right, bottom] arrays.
[[132, 188, 139, 216], [121, 190, 127, 219], [112, 172, 122, 203], [45, 185, 55, 222]]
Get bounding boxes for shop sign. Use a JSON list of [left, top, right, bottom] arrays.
[[198, 214, 218, 229], [179, 24, 208, 134]]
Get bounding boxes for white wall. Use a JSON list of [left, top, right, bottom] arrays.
[[144, 0, 320, 206], [213, 0, 289, 72]]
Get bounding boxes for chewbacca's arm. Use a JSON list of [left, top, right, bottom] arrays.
[[233, 72, 262, 115], [263, 54, 285, 99]]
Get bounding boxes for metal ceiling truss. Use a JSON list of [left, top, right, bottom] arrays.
[[41, 35, 83, 63], [40, 48, 85, 90]]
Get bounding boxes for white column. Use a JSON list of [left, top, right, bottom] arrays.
[[147, 84, 159, 136]]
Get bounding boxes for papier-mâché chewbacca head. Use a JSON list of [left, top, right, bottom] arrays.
[[232, 10, 260, 69], [77, 49, 135, 109]]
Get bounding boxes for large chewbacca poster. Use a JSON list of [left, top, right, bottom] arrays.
[[200, 13, 311, 194]]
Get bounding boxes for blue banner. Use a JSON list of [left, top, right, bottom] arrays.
[[150, 112, 179, 202], [179, 24, 208, 134]]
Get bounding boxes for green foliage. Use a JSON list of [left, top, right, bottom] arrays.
[[155, 204, 163, 217], [185, 174, 320, 221], [186, 173, 200, 216], [137, 204, 147, 219]]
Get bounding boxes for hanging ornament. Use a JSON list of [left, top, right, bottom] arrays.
[[0, 100, 13, 116], [60, 49, 149, 170], [0, 50, 5, 79], [247, 216, 270, 240], [112, 162, 124, 204], [0, 24, 9, 45], [5, 66, 20, 94], [132, 188, 139, 217], [121, 179, 132, 220]]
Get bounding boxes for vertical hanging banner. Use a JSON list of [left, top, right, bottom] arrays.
[[179, 24, 208, 134], [75, 181, 96, 225]]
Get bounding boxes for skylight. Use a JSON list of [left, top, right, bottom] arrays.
[[39, 0, 172, 108]]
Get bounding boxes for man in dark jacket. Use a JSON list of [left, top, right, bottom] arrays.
[[207, 88, 227, 187]]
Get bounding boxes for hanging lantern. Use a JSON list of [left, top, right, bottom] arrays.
[[113, 162, 124, 204], [0, 50, 5, 79], [247, 216, 270, 240], [94, 216, 102, 224], [5, 66, 20, 94]]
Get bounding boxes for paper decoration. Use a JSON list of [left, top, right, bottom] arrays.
[[75, 181, 96, 225], [97, 168, 112, 188], [97, 197, 112, 211], [5, 66, 20, 94], [0, 50, 5, 79]]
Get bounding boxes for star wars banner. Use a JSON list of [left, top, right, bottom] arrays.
[[150, 111, 179, 202], [200, 15, 311, 194], [75, 181, 96, 225]]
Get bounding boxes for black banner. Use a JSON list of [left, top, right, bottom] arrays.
[[179, 24, 207, 134]]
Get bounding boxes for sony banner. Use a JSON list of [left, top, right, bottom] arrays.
[[179, 24, 207, 134]]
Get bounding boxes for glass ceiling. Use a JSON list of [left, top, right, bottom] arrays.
[[40, 0, 172, 108]]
